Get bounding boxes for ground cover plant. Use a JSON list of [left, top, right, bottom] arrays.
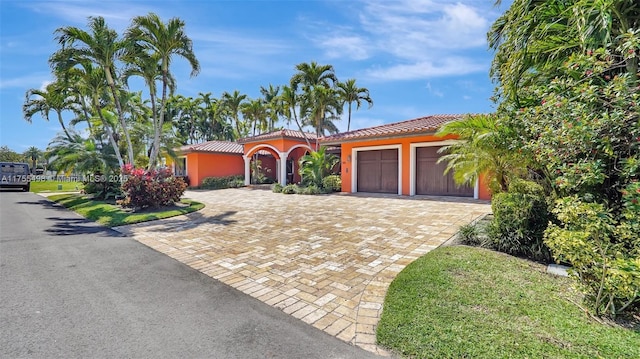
[[48, 193, 203, 227], [377, 246, 640, 359]]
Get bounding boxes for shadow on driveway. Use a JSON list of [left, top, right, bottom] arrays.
[[44, 216, 126, 237]]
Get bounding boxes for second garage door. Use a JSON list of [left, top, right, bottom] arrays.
[[357, 149, 398, 193], [416, 146, 473, 196]]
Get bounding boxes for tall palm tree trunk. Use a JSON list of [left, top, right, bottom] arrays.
[[105, 68, 135, 165], [55, 110, 73, 141]]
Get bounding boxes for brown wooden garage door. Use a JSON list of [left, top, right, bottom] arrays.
[[357, 149, 398, 193], [416, 146, 473, 196]]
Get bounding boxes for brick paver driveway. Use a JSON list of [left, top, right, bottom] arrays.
[[117, 188, 491, 354]]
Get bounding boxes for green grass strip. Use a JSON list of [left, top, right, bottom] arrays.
[[377, 246, 639, 359], [48, 194, 204, 227], [30, 180, 84, 193]]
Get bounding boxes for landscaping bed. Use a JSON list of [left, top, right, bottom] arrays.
[[48, 193, 204, 227]]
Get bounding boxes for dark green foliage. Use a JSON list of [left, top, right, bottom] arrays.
[[487, 179, 552, 263], [201, 175, 245, 189], [82, 173, 122, 200], [271, 183, 283, 193], [298, 147, 339, 187], [321, 174, 341, 192], [281, 184, 298, 194], [458, 223, 481, 246], [298, 183, 321, 195]]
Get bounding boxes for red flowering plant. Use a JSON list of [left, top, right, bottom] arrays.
[[119, 164, 187, 209]]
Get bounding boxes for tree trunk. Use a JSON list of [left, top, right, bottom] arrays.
[[105, 68, 134, 165]]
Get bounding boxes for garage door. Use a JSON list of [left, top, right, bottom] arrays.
[[357, 149, 398, 193], [416, 147, 473, 196]]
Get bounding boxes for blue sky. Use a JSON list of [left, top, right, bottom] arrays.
[[0, 0, 510, 153]]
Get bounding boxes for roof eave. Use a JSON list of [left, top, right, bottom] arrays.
[[320, 129, 441, 145]]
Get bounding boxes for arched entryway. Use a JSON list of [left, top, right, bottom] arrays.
[[239, 130, 317, 186]]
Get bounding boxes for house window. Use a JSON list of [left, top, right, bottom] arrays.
[[175, 157, 187, 176]]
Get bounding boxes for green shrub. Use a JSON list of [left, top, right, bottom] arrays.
[[282, 184, 298, 194], [487, 179, 552, 262], [271, 183, 283, 193], [82, 172, 122, 200], [299, 184, 322, 195], [545, 196, 640, 318], [458, 223, 481, 246], [322, 174, 341, 192], [201, 175, 244, 189]]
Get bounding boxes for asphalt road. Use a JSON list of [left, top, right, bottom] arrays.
[[0, 191, 380, 359]]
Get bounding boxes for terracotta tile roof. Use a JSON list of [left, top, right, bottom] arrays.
[[320, 114, 464, 143], [238, 129, 317, 143], [177, 140, 243, 154]]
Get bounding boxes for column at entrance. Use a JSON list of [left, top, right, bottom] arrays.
[[243, 155, 251, 185]]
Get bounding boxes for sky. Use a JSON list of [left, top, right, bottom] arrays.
[[0, 0, 511, 153]]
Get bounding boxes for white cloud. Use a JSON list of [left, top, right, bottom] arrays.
[[366, 57, 487, 81], [22, 1, 153, 30], [0, 73, 52, 90], [309, 0, 493, 81], [319, 35, 370, 61]]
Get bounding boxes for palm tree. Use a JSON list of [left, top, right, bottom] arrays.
[[242, 98, 268, 136], [260, 84, 281, 132], [46, 129, 118, 176], [24, 146, 42, 173], [490, 0, 640, 102], [291, 61, 337, 91], [435, 114, 528, 193], [298, 146, 339, 187], [290, 62, 341, 143], [222, 90, 248, 139], [23, 81, 76, 140], [126, 12, 200, 169], [52, 16, 135, 165], [302, 85, 342, 141], [337, 79, 373, 132], [59, 61, 125, 168], [280, 84, 311, 148]]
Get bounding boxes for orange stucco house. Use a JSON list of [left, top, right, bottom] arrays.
[[172, 130, 317, 187], [320, 114, 492, 200], [170, 115, 491, 200]]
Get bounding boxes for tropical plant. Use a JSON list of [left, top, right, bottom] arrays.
[[301, 85, 342, 140], [23, 146, 43, 173], [298, 146, 339, 187], [291, 62, 342, 141], [46, 129, 118, 177], [125, 12, 200, 169], [321, 174, 341, 192], [260, 84, 281, 132], [280, 84, 311, 148], [242, 98, 268, 136], [120, 164, 187, 209], [487, 0, 640, 317], [52, 16, 136, 164], [436, 114, 528, 193], [222, 90, 248, 139], [23, 81, 76, 141], [337, 79, 373, 132]]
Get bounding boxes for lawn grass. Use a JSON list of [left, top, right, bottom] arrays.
[[48, 194, 204, 227], [377, 245, 639, 359], [30, 180, 83, 193]]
